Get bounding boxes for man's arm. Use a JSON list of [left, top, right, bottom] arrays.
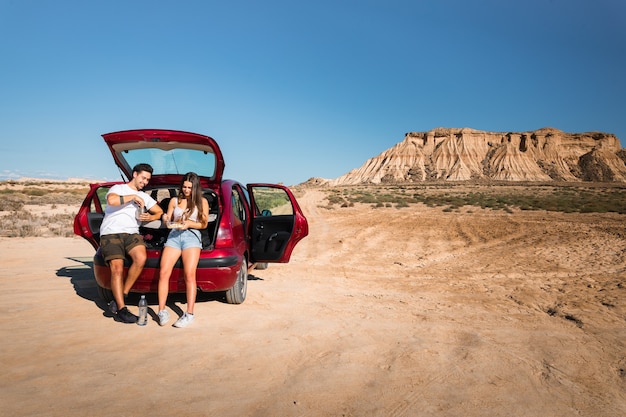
[[106, 192, 144, 207], [145, 203, 164, 222]]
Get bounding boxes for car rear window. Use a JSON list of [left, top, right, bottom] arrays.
[[122, 148, 216, 178]]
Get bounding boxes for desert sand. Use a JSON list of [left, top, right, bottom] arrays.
[[1, 189, 624, 416]]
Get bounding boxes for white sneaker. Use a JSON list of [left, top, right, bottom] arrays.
[[157, 309, 170, 326], [173, 312, 194, 328]]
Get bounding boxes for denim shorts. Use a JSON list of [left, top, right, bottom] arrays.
[[164, 229, 202, 250]]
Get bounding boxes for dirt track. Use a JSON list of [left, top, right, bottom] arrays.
[[1, 188, 625, 416]]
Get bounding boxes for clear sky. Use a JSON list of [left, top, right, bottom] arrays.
[[1, 0, 625, 186]]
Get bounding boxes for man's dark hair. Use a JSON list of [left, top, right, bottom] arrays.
[[132, 163, 153, 175]]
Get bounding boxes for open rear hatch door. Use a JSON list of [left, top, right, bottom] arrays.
[[102, 129, 225, 186]]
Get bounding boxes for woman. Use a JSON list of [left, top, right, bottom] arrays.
[[157, 172, 210, 328]]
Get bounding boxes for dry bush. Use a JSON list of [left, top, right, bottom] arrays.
[[0, 210, 37, 237], [0, 194, 27, 211], [0, 181, 86, 237], [323, 183, 626, 214], [0, 209, 76, 237]]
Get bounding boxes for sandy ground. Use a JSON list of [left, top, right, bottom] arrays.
[[1, 189, 625, 417]]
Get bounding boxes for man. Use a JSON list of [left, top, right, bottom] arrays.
[[99, 163, 163, 323]]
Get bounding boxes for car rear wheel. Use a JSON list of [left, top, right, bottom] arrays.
[[97, 284, 114, 303], [225, 258, 248, 304]]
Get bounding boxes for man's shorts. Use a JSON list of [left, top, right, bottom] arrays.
[[164, 229, 202, 251], [100, 233, 145, 263]]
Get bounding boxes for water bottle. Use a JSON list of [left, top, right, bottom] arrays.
[[137, 295, 148, 326]]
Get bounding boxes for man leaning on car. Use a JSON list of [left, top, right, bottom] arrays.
[[99, 163, 163, 323]]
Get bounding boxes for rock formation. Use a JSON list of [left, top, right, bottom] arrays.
[[326, 127, 626, 185]]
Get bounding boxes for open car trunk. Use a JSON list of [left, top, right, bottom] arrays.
[[76, 184, 220, 251]]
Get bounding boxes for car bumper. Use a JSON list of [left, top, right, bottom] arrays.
[[93, 248, 242, 293]]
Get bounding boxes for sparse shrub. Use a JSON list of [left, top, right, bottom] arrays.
[[0, 180, 89, 237], [0, 194, 26, 211], [321, 183, 626, 214]]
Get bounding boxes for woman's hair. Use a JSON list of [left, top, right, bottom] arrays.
[[178, 172, 206, 222]]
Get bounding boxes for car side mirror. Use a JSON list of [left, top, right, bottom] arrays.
[[261, 209, 272, 216]]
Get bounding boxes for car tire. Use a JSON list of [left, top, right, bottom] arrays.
[[225, 257, 248, 304], [97, 284, 114, 303]]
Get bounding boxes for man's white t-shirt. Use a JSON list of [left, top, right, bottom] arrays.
[[100, 184, 158, 236]]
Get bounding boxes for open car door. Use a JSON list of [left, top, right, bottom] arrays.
[[247, 184, 308, 263], [73, 183, 118, 250]]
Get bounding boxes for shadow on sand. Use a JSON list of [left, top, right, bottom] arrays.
[[56, 256, 263, 322]]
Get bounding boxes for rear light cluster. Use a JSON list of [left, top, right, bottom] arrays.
[[214, 225, 233, 248]]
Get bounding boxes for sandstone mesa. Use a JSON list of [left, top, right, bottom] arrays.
[[322, 127, 626, 185]]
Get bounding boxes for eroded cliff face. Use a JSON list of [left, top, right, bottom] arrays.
[[328, 127, 626, 185]]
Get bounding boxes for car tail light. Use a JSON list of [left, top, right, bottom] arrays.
[[214, 226, 233, 248]]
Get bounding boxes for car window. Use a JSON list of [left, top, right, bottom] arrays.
[[232, 188, 245, 222], [251, 187, 293, 216], [121, 148, 216, 178], [92, 186, 110, 212], [241, 186, 250, 206]]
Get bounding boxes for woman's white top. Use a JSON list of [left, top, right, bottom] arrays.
[[172, 197, 199, 222]]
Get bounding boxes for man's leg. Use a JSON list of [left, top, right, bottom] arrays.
[[109, 258, 126, 309], [124, 244, 147, 294]]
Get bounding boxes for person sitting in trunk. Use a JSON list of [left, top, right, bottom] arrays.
[[99, 163, 163, 323], [157, 172, 209, 328]]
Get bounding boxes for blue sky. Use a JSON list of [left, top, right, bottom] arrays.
[[1, 0, 624, 185]]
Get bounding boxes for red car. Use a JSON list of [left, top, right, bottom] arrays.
[[74, 129, 308, 304]]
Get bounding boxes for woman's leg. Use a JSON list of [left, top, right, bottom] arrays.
[[180, 247, 201, 314], [158, 246, 182, 311]]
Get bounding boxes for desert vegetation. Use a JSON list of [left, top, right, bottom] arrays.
[[320, 182, 626, 214], [0, 180, 89, 237]]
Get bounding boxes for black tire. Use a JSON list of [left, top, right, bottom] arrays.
[[225, 258, 248, 304], [97, 284, 114, 303]]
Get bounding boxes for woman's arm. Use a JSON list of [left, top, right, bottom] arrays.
[[198, 197, 210, 229], [162, 198, 176, 223]]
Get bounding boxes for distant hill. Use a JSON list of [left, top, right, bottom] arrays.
[[310, 128, 626, 185], [0, 177, 95, 183]]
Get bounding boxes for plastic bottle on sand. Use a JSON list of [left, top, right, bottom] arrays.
[[137, 295, 148, 326]]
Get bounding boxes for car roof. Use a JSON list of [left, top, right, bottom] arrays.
[[102, 129, 225, 184]]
